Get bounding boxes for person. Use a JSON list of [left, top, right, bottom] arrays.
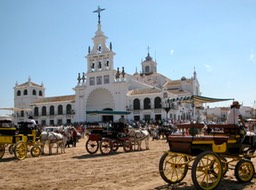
[[72, 127, 77, 147], [119, 115, 127, 124], [28, 116, 37, 129], [226, 101, 245, 127]]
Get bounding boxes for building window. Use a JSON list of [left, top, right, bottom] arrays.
[[133, 99, 140, 110], [96, 76, 102, 85], [41, 120, 46, 126], [104, 75, 109, 84], [42, 106, 46, 116], [39, 90, 43, 96], [32, 89, 36, 95], [57, 119, 62, 125], [24, 89, 28, 95], [89, 77, 95, 85], [58, 105, 63, 115], [34, 107, 39, 116], [145, 66, 150, 73], [154, 97, 162, 108], [144, 98, 151, 109], [50, 120, 54, 125], [66, 104, 72, 114], [50, 106, 54, 115], [17, 90, 21, 96]]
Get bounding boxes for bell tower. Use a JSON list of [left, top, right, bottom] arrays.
[[86, 6, 115, 73]]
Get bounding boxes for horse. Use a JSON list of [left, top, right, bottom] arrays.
[[127, 127, 150, 150], [40, 130, 66, 155]]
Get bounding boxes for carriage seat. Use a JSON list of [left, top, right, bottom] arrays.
[[168, 135, 228, 145]]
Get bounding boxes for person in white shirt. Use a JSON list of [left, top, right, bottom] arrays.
[[226, 101, 245, 126], [28, 116, 37, 129]]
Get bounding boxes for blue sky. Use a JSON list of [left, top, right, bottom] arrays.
[[1, 0, 256, 115]]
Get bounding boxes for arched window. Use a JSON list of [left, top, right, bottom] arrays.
[[50, 106, 54, 115], [21, 111, 24, 117], [24, 89, 28, 95], [32, 89, 36, 95], [39, 90, 43, 96], [144, 98, 151, 109], [58, 105, 63, 115], [17, 90, 21, 96], [133, 99, 140, 110], [154, 97, 162, 108], [145, 66, 150, 73], [66, 104, 72, 114], [34, 107, 39, 116], [42, 106, 46, 116]]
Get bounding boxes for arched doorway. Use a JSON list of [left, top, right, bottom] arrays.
[[102, 108, 113, 122]]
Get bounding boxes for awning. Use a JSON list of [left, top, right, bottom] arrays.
[[86, 110, 131, 115], [167, 95, 233, 106], [0, 108, 32, 111]]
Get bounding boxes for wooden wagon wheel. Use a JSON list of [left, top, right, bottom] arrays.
[[111, 140, 119, 152], [85, 140, 99, 154], [191, 151, 223, 190], [159, 152, 189, 184], [0, 145, 5, 159], [123, 141, 132, 152], [8, 144, 14, 154], [100, 138, 113, 154], [235, 159, 255, 183], [30, 146, 41, 157], [14, 141, 27, 160]]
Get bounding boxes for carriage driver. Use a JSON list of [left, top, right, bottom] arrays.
[[28, 116, 37, 129]]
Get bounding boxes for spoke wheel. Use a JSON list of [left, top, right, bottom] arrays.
[[123, 141, 132, 152], [112, 140, 119, 152], [8, 145, 14, 154], [235, 159, 255, 183], [85, 140, 99, 154], [14, 141, 27, 160], [100, 139, 112, 154], [191, 151, 222, 190], [159, 152, 188, 184], [0, 145, 5, 159], [30, 146, 41, 157]]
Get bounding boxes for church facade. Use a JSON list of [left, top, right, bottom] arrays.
[[13, 8, 201, 125]]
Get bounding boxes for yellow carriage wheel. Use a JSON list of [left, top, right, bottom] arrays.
[[0, 145, 5, 159], [14, 141, 27, 160], [191, 151, 222, 190], [85, 140, 99, 154], [30, 146, 41, 157], [235, 159, 255, 183], [159, 152, 188, 184], [8, 144, 14, 154]]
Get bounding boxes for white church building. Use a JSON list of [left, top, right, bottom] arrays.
[[13, 7, 201, 126]]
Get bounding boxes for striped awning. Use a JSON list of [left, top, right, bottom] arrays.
[[167, 95, 233, 105]]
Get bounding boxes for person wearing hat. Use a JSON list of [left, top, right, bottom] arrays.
[[226, 101, 245, 127]]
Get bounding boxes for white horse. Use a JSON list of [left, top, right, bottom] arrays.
[[128, 128, 150, 150], [40, 131, 65, 155]]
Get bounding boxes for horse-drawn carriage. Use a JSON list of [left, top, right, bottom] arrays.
[[0, 119, 41, 160], [85, 122, 135, 154], [159, 95, 256, 190]]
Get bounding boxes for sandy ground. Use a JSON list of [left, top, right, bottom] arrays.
[[0, 137, 256, 190]]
